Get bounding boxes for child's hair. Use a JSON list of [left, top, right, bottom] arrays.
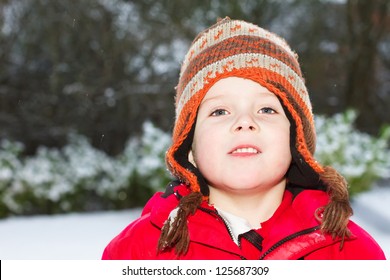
[[159, 17, 352, 255]]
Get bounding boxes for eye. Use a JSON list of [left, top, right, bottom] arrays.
[[259, 107, 277, 114], [210, 109, 229, 116]]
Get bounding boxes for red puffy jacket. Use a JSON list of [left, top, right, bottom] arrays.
[[102, 183, 386, 260]]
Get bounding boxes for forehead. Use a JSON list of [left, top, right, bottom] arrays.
[[201, 77, 278, 102]]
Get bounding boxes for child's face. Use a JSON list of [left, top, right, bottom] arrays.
[[191, 77, 292, 194]]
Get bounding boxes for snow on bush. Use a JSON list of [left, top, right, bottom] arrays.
[[0, 121, 172, 217], [315, 110, 390, 196], [0, 113, 389, 217]]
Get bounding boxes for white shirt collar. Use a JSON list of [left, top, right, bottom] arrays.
[[216, 207, 260, 245]]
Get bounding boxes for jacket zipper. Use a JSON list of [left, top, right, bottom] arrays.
[[198, 206, 247, 259], [259, 225, 321, 260], [198, 206, 236, 242]]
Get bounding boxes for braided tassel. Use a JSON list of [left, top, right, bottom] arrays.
[[158, 192, 203, 256], [319, 166, 353, 248]]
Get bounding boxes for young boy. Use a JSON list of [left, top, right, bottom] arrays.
[[102, 18, 385, 259]]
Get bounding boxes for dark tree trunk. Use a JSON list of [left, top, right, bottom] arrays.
[[345, 0, 389, 134]]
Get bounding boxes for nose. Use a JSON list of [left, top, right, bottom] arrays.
[[232, 114, 259, 132]]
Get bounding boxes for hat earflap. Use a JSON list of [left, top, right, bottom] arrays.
[[169, 118, 209, 196], [287, 130, 322, 188], [277, 96, 321, 188]]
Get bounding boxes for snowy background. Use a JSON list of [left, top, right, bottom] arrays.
[[1, 185, 389, 260]]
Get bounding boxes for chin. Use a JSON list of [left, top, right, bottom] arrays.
[[225, 180, 264, 192], [225, 176, 286, 192]]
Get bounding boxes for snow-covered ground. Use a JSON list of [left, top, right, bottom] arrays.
[[1, 186, 389, 260]]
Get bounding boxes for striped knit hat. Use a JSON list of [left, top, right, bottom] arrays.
[[159, 18, 352, 255]]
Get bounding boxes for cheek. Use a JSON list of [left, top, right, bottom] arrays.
[[192, 126, 219, 167], [278, 125, 292, 162], [192, 134, 209, 165], [267, 121, 291, 160]]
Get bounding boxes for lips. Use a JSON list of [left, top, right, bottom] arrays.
[[229, 145, 261, 155]]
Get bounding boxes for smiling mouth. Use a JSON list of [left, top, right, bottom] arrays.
[[230, 146, 260, 155]]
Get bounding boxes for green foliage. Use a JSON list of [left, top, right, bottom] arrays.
[[315, 110, 390, 196]]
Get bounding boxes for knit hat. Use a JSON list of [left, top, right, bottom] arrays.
[[159, 17, 352, 255]]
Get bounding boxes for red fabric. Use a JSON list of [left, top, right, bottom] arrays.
[[102, 184, 386, 260]]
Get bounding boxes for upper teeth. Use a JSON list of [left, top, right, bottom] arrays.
[[232, 147, 258, 154]]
